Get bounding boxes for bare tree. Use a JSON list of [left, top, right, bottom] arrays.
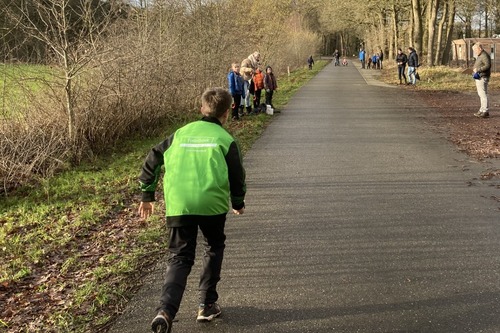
[[426, 0, 441, 66], [411, 0, 424, 54], [10, 0, 123, 144]]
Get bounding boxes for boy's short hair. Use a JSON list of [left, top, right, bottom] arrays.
[[201, 87, 232, 118]]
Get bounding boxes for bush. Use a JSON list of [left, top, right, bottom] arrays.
[[0, 0, 322, 194]]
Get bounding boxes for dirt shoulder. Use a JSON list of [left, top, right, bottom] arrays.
[[412, 88, 500, 160]]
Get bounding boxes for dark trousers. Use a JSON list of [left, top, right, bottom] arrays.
[[398, 66, 406, 83], [253, 89, 262, 108], [232, 94, 242, 119], [158, 216, 226, 319], [265, 90, 274, 107]]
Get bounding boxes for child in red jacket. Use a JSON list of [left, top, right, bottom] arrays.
[[252, 68, 265, 112]]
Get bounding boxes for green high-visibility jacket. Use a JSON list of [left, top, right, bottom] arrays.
[[139, 117, 246, 227]]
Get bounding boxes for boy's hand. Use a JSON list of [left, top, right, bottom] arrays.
[[233, 208, 244, 215], [139, 201, 154, 219]]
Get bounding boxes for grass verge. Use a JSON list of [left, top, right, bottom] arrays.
[[380, 64, 500, 91], [0, 60, 328, 333]]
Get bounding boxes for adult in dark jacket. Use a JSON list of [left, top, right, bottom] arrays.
[[407, 47, 419, 85], [396, 48, 408, 84], [472, 42, 492, 118]]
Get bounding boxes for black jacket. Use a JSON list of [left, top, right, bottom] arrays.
[[396, 53, 407, 67], [408, 51, 418, 67]]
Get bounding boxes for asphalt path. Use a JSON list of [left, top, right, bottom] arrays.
[[109, 61, 500, 333]]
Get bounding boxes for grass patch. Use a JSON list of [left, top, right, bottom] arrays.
[[0, 64, 58, 117], [380, 64, 500, 91], [0, 60, 328, 332]]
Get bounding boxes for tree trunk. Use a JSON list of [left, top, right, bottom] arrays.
[[441, 0, 455, 65], [434, 0, 448, 65], [391, 3, 398, 60], [426, 0, 440, 66], [65, 74, 75, 143], [485, 5, 488, 37], [411, 0, 423, 53], [495, 1, 500, 34]]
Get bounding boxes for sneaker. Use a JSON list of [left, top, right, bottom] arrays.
[[474, 112, 489, 118], [197, 303, 222, 322], [151, 310, 172, 333]]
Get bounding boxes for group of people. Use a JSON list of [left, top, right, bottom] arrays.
[[227, 51, 278, 121], [394, 43, 490, 119], [360, 46, 419, 85], [359, 49, 384, 70], [395, 47, 420, 85]]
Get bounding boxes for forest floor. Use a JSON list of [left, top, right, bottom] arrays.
[[412, 88, 500, 163]]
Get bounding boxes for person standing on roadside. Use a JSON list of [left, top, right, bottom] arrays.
[[396, 48, 407, 84], [371, 53, 379, 69], [253, 67, 265, 112], [307, 55, 315, 70], [359, 48, 366, 69], [472, 42, 491, 118], [227, 63, 245, 121], [264, 65, 278, 109], [407, 47, 419, 85], [240, 51, 261, 115], [139, 87, 246, 333], [333, 49, 340, 66]]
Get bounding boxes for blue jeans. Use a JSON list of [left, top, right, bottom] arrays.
[[240, 80, 251, 107], [408, 66, 416, 85], [475, 77, 489, 113]]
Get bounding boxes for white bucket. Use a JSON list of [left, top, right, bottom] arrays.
[[266, 105, 274, 115]]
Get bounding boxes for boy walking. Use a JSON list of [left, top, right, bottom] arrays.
[[138, 87, 246, 333]]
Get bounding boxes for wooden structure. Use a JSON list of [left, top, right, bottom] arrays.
[[452, 38, 499, 72]]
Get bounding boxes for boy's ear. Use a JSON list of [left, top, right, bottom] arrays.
[[219, 109, 230, 124]]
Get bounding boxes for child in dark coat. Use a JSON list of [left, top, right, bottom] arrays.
[[264, 66, 277, 109]]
